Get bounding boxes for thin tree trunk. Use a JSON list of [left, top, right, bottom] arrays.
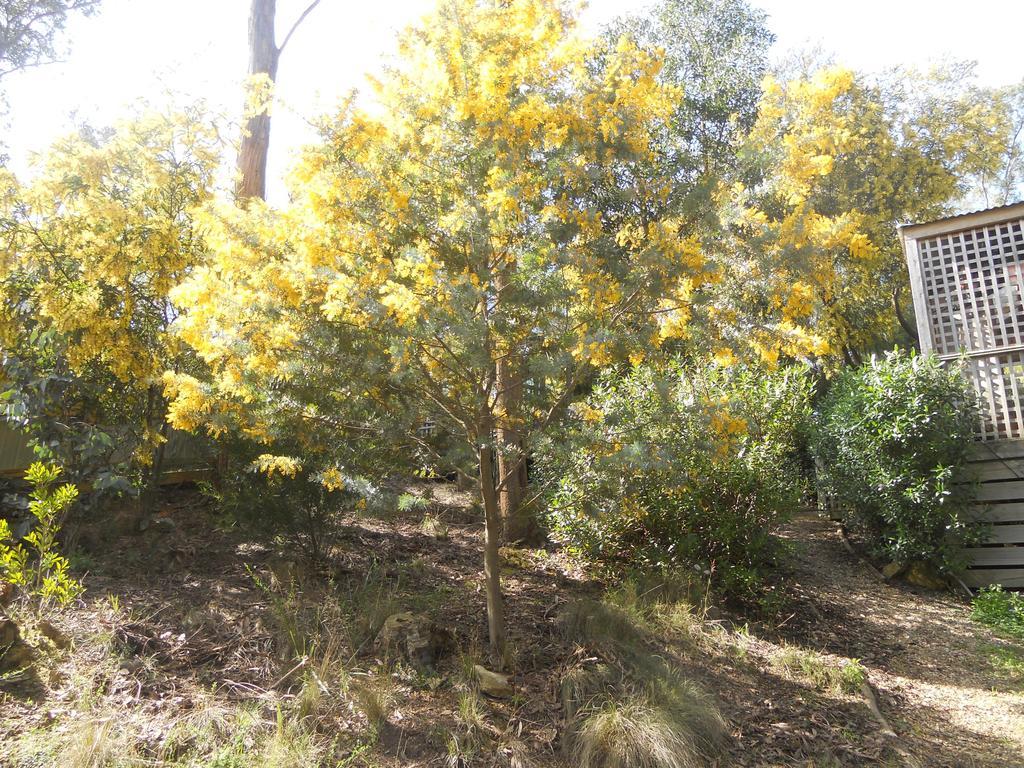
[[493, 269, 534, 544], [893, 284, 919, 347], [147, 419, 170, 501], [142, 384, 169, 512], [236, 0, 279, 201], [496, 355, 535, 543], [478, 442, 506, 663]]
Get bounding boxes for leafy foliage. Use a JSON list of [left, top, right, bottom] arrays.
[[0, 461, 82, 606], [972, 585, 1024, 642], [201, 463, 353, 565], [812, 350, 983, 571], [541, 360, 812, 599], [0, 112, 218, 491], [720, 64, 1021, 365], [0, 1, 100, 80], [609, 0, 774, 180]]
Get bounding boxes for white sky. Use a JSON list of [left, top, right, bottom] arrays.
[[4, 0, 1024, 204]]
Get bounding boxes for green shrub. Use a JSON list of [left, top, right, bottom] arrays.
[[811, 350, 983, 572], [0, 462, 83, 606], [972, 586, 1024, 641], [539, 360, 812, 600], [202, 467, 352, 564]]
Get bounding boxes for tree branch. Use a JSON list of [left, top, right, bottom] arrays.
[[277, 0, 322, 56], [892, 284, 919, 346]]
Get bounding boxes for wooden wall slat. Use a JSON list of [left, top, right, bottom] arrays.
[[987, 524, 1024, 544], [962, 569, 1024, 588], [969, 440, 1024, 460], [963, 547, 1024, 567], [975, 481, 1024, 501], [967, 503, 1024, 522], [963, 458, 1024, 481]]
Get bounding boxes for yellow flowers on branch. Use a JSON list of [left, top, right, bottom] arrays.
[[718, 63, 1016, 366], [0, 111, 219, 486], [165, 0, 717, 659]]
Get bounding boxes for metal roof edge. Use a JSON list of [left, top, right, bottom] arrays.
[[899, 200, 1024, 240]]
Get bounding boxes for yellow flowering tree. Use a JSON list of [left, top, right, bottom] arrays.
[[167, 0, 718, 657], [719, 64, 1013, 366], [0, 112, 218, 490]]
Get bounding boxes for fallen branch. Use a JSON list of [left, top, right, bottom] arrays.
[[860, 677, 919, 767], [859, 679, 895, 737], [268, 655, 308, 690], [836, 526, 886, 582]]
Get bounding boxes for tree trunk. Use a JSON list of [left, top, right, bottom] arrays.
[[142, 384, 169, 513], [236, 0, 279, 201], [478, 442, 506, 663], [893, 284, 919, 347], [495, 355, 535, 543], [493, 268, 535, 544]]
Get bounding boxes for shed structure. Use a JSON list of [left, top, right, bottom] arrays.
[[902, 201, 1024, 587]]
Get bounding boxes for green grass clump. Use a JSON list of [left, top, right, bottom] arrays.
[[972, 586, 1024, 641], [772, 645, 865, 695], [987, 645, 1024, 685]]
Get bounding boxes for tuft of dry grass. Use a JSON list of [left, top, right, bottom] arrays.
[[445, 690, 489, 767], [558, 599, 648, 663], [567, 684, 727, 768], [350, 671, 397, 731], [54, 717, 134, 768], [561, 664, 621, 720], [419, 513, 449, 540], [559, 591, 728, 768]]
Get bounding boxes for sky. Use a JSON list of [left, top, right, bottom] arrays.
[[3, 0, 1024, 204]]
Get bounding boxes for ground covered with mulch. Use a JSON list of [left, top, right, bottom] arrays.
[[1, 485, 1022, 767]]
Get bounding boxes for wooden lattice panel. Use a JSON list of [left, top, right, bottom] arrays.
[[964, 352, 1024, 441], [917, 218, 1024, 357], [907, 210, 1024, 441]]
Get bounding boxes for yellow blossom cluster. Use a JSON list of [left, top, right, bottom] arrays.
[[0, 113, 217, 387], [166, 0, 709, 453], [251, 454, 302, 479]]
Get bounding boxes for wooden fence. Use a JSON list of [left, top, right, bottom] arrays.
[[961, 440, 1024, 588], [902, 203, 1024, 588], [0, 423, 212, 482]]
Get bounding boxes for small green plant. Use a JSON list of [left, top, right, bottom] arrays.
[[0, 462, 82, 607], [986, 644, 1024, 686], [397, 492, 430, 514], [972, 586, 1024, 641], [419, 513, 448, 540]]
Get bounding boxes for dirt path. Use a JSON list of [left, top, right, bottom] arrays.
[[770, 514, 1024, 767]]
